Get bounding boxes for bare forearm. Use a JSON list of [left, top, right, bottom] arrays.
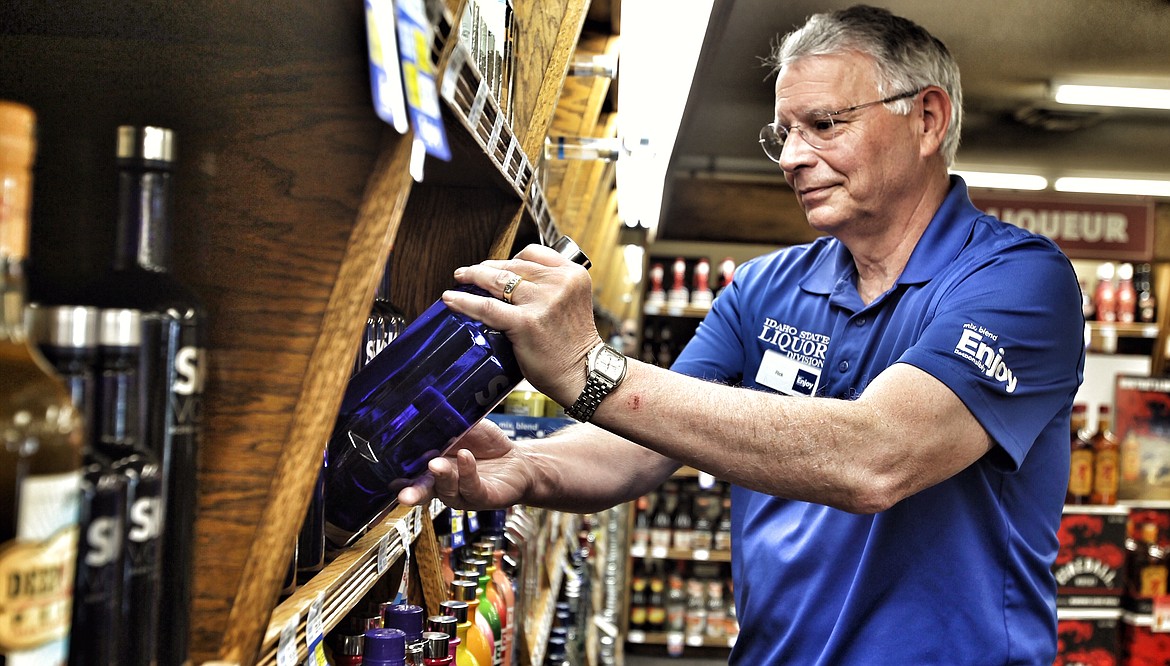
[[578, 359, 991, 513], [516, 422, 679, 513]]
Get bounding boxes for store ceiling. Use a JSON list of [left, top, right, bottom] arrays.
[[659, 0, 1170, 244]]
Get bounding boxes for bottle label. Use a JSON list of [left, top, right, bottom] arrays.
[[1140, 565, 1169, 598], [0, 471, 81, 660], [1093, 450, 1119, 496], [1068, 450, 1094, 496]]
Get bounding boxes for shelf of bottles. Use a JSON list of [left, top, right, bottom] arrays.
[[625, 473, 739, 656], [255, 504, 423, 666], [1080, 261, 1160, 355]]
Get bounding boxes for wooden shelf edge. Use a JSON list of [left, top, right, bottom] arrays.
[[253, 504, 424, 666], [628, 544, 732, 563], [626, 630, 737, 649]]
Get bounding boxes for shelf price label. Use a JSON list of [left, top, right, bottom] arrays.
[[396, 0, 451, 161], [364, 0, 409, 133], [377, 532, 391, 574], [305, 593, 327, 666], [277, 611, 300, 666]]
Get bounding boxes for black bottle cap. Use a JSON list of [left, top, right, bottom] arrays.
[[422, 631, 450, 659], [426, 614, 457, 640], [438, 600, 469, 624]]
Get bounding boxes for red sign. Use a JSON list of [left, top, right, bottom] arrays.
[[970, 192, 1155, 261]]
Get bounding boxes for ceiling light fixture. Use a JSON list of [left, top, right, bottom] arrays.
[[1053, 83, 1170, 110], [950, 170, 1048, 191], [1055, 177, 1170, 197]]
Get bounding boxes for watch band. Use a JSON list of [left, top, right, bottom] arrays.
[[565, 343, 626, 423], [565, 371, 614, 423]]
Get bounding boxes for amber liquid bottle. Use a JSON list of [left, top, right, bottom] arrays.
[[0, 101, 86, 666], [1066, 404, 1093, 504], [1090, 405, 1120, 505]]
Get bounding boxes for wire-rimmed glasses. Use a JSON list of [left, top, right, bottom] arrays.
[[758, 88, 923, 162]]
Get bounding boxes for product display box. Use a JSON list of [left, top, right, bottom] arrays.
[[1121, 612, 1170, 666], [1056, 610, 1121, 666], [1114, 376, 1170, 501], [1055, 506, 1131, 608]]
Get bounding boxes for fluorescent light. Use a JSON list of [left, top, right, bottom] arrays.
[[617, 1, 715, 234], [1055, 177, 1170, 197], [1053, 84, 1170, 110], [951, 170, 1048, 191]]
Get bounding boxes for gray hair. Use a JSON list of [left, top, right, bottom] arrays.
[[767, 5, 963, 166]]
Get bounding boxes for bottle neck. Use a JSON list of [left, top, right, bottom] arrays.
[[115, 160, 174, 273], [1, 255, 29, 344]]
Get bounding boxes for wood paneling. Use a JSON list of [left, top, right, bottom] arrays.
[[661, 175, 821, 246]]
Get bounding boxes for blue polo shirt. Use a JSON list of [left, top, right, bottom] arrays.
[[671, 178, 1085, 665]]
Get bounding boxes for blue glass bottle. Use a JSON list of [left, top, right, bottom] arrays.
[[323, 237, 589, 549]]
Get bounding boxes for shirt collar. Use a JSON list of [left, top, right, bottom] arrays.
[[800, 175, 981, 296]]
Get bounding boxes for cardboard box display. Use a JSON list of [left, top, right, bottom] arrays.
[[1056, 610, 1121, 666], [1055, 506, 1131, 608], [1114, 376, 1170, 501]]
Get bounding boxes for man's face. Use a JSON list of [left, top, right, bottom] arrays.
[[772, 53, 922, 237]]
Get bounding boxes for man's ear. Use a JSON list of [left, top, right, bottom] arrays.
[[918, 86, 952, 159]]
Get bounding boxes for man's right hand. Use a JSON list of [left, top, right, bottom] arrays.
[[396, 418, 531, 510]]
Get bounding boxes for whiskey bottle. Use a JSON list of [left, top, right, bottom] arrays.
[[1066, 404, 1094, 505], [1090, 405, 1120, 505], [323, 237, 588, 549], [1136, 263, 1157, 324], [0, 100, 85, 666]]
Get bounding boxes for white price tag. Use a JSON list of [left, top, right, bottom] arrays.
[[629, 545, 646, 558], [378, 532, 391, 574], [686, 634, 704, 647], [692, 549, 710, 561], [306, 593, 325, 644], [441, 45, 467, 103], [503, 135, 518, 177], [276, 612, 299, 666], [467, 77, 489, 128], [487, 111, 505, 156], [650, 546, 668, 558], [628, 630, 646, 643], [393, 518, 412, 604]]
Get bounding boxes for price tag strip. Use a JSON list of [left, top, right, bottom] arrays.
[[467, 77, 490, 131], [304, 593, 327, 666], [393, 517, 412, 605], [441, 44, 469, 104], [276, 611, 300, 666]]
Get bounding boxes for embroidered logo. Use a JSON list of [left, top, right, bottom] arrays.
[[953, 323, 1018, 394]]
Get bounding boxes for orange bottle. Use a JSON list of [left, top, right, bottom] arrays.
[[1066, 404, 1094, 504], [1091, 405, 1120, 505]]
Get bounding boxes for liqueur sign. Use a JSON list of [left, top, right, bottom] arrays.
[[971, 192, 1155, 261]]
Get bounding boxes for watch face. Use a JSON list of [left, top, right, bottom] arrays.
[[594, 346, 626, 383]]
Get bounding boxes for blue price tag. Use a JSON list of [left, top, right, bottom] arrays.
[[396, 0, 451, 160]]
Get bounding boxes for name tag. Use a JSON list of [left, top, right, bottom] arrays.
[[755, 349, 821, 396]]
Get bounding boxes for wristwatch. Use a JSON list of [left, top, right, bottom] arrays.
[[565, 342, 628, 423]]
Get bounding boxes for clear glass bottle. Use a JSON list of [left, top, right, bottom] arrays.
[[0, 100, 85, 666], [323, 237, 588, 548]]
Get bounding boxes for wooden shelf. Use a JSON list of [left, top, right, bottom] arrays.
[[628, 544, 731, 563], [643, 302, 712, 319], [626, 630, 737, 649]]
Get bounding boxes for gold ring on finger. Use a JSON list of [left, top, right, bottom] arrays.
[[502, 275, 524, 304]]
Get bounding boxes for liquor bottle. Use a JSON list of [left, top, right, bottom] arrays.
[[331, 632, 364, 666], [1127, 522, 1167, 613], [689, 258, 713, 309], [382, 604, 425, 665], [94, 308, 164, 666], [683, 578, 707, 643], [1115, 263, 1136, 323], [691, 495, 714, 552], [436, 602, 478, 666], [423, 631, 454, 666], [449, 580, 493, 666], [68, 461, 127, 666], [1067, 404, 1094, 505], [631, 495, 650, 550], [1136, 263, 1157, 324], [705, 580, 727, 639], [644, 263, 665, 308], [1090, 405, 1120, 505], [480, 537, 515, 665], [460, 558, 501, 665], [672, 493, 694, 551], [1093, 262, 1117, 322], [646, 566, 666, 632], [666, 257, 689, 307], [323, 237, 589, 549], [98, 125, 207, 666], [715, 257, 736, 297], [665, 568, 686, 635], [628, 566, 647, 631], [0, 100, 86, 666], [28, 305, 100, 431], [365, 627, 408, 666], [649, 495, 673, 551], [543, 636, 568, 666], [713, 497, 732, 552]]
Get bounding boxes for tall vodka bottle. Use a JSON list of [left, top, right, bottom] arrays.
[[0, 100, 85, 666], [104, 126, 207, 666], [323, 237, 588, 549]]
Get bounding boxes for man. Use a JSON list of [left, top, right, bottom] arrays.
[[400, 5, 1085, 664]]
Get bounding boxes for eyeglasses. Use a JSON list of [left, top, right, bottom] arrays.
[[758, 88, 923, 161]]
